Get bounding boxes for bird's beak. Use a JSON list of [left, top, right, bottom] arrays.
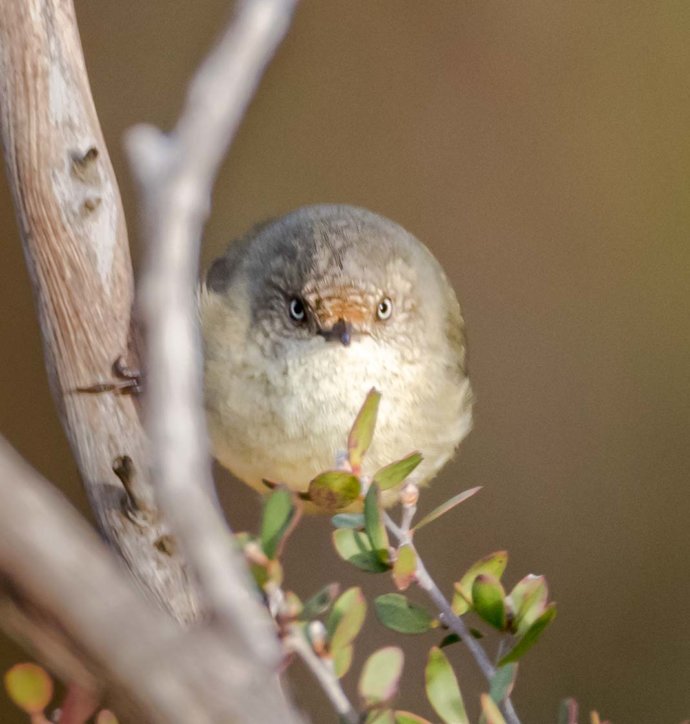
[[318, 318, 353, 346], [310, 290, 366, 346]]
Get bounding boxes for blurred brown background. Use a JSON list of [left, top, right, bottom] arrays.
[[2, 1, 689, 722]]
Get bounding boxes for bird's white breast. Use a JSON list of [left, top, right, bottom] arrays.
[[206, 328, 472, 503]]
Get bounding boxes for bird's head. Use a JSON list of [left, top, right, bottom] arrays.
[[203, 205, 460, 366]]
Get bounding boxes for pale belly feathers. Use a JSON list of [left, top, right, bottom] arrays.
[[206, 333, 472, 505]]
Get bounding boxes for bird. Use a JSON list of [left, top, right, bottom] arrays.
[[199, 204, 473, 508]]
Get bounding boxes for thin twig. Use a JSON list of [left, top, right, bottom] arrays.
[[264, 568, 358, 723], [399, 501, 417, 535], [502, 686, 520, 723], [384, 514, 495, 677], [285, 627, 359, 724], [493, 637, 521, 722], [384, 513, 521, 724], [126, 0, 297, 667]]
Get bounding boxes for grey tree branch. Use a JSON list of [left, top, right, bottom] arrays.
[[0, 437, 299, 724], [0, 0, 200, 623], [126, 0, 297, 664]]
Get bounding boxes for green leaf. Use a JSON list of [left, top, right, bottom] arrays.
[[333, 528, 390, 573], [374, 593, 436, 634], [425, 647, 469, 724], [364, 484, 390, 563], [479, 693, 506, 724], [327, 587, 367, 652], [309, 471, 361, 511], [333, 644, 354, 679], [439, 633, 461, 649], [558, 698, 578, 724], [3, 663, 53, 714], [498, 603, 557, 665], [413, 487, 481, 532], [331, 513, 365, 529], [359, 646, 404, 707], [373, 452, 423, 490], [508, 574, 548, 636], [394, 713, 432, 724], [348, 388, 381, 470], [260, 487, 295, 559], [439, 628, 484, 649], [489, 662, 517, 704], [365, 710, 396, 724], [472, 574, 507, 630], [299, 583, 340, 621], [452, 551, 509, 616], [392, 544, 417, 591]]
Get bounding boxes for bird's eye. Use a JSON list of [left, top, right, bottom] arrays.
[[288, 296, 306, 323], [376, 297, 393, 321]]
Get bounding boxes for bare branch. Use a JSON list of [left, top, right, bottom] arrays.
[[0, 437, 300, 723], [126, 0, 297, 664], [0, 0, 200, 622]]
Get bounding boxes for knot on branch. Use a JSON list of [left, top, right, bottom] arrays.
[[112, 455, 155, 524]]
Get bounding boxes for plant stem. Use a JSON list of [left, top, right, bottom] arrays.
[[285, 627, 359, 724], [503, 694, 520, 723], [399, 501, 417, 534], [384, 513, 521, 724]]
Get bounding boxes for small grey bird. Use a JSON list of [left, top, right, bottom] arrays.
[[200, 205, 473, 507]]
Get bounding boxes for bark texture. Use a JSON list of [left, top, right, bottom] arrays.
[[0, 0, 200, 623]]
